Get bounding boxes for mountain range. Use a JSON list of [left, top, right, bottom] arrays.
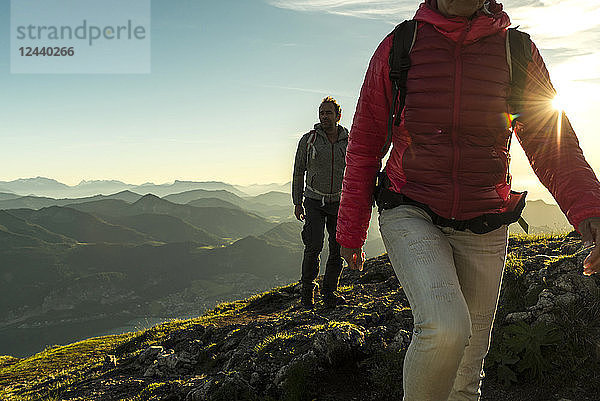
[[0, 189, 301, 357], [0, 177, 576, 357], [0, 177, 291, 199]]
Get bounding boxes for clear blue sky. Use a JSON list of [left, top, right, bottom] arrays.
[[1, 0, 599, 203]]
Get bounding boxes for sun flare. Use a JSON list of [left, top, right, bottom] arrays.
[[552, 94, 564, 111], [549, 63, 597, 116]]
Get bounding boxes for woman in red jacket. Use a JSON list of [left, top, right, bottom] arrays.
[[336, 0, 600, 400]]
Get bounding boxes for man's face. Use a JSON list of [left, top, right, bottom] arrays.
[[319, 102, 338, 130], [438, 0, 486, 17]]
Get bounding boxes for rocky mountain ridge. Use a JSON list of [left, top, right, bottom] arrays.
[[1, 233, 598, 401]]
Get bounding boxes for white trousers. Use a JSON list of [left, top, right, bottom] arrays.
[[379, 205, 508, 401]]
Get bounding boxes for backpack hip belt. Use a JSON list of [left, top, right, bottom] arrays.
[[306, 185, 342, 206], [375, 172, 528, 234]]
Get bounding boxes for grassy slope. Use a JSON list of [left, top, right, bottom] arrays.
[[1, 233, 598, 401], [0, 294, 266, 400], [0, 335, 134, 399]]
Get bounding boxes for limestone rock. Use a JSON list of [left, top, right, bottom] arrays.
[[313, 322, 365, 366], [186, 371, 256, 401], [504, 311, 533, 324], [138, 345, 164, 365]]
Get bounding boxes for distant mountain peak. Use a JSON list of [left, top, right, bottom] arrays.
[[136, 193, 162, 202], [130, 194, 173, 211], [77, 179, 127, 186], [113, 190, 139, 196], [242, 182, 288, 187], [528, 199, 553, 205], [174, 180, 222, 184], [21, 176, 56, 182], [10, 177, 70, 186]]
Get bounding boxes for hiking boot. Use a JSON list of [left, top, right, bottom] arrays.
[[322, 292, 347, 308], [300, 283, 317, 309]]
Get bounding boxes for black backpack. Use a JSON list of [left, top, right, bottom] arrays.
[[382, 20, 533, 154]]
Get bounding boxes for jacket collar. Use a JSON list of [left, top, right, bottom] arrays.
[[416, 0, 510, 45], [314, 123, 349, 142]]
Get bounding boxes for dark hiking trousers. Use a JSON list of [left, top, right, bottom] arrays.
[[301, 197, 343, 295]]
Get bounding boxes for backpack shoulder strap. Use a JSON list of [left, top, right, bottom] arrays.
[[383, 19, 417, 156], [306, 130, 317, 165], [505, 28, 533, 187], [506, 28, 533, 113]]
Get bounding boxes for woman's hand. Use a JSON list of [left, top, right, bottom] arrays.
[[341, 247, 365, 271], [579, 217, 600, 276]]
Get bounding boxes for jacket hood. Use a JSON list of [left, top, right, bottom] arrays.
[[415, 0, 510, 44], [313, 124, 349, 141]]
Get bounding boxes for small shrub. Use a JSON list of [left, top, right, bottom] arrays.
[[369, 349, 405, 400], [488, 321, 562, 385], [553, 300, 600, 382]]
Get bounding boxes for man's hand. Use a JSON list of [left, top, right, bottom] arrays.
[[341, 246, 365, 271], [579, 217, 600, 276], [294, 204, 305, 221]]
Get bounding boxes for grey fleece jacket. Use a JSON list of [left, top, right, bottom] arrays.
[[292, 123, 349, 205]]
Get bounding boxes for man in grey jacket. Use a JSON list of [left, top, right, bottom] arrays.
[[292, 97, 349, 308]]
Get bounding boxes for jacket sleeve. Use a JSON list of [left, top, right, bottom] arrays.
[[292, 134, 308, 205], [336, 36, 393, 249], [515, 42, 600, 230]]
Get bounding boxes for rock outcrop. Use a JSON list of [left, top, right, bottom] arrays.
[[1, 234, 599, 401]]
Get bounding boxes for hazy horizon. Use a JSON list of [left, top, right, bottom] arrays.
[[0, 176, 291, 188], [0, 175, 565, 205]]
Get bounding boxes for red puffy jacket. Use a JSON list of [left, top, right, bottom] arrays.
[[337, 0, 600, 249]]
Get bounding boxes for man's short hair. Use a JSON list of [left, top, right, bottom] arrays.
[[321, 96, 342, 119]]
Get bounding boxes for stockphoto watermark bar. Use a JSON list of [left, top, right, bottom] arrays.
[[10, 0, 151, 74]]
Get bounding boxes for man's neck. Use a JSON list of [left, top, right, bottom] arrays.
[[324, 125, 338, 142]]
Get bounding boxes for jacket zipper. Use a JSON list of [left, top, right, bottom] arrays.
[[450, 21, 471, 219], [330, 142, 335, 194]]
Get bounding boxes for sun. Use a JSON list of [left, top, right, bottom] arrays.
[[549, 67, 595, 115], [552, 94, 564, 112]]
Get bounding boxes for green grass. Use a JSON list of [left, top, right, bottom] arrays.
[[2, 233, 596, 400], [0, 333, 136, 400], [509, 232, 567, 243], [337, 285, 354, 292], [253, 331, 296, 354], [0, 291, 262, 400], [0, 355, 20, 370]]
